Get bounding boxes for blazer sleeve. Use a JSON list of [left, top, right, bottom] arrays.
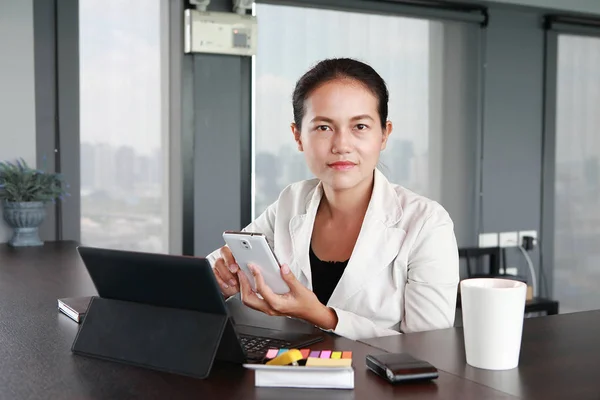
[[328, 308, 402, 340], [400, 206, 460, 333], [206, 200, 278, 268]]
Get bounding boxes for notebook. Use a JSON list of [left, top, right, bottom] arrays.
[[57, 296, 93, 323], [244, 348, 354, 389]]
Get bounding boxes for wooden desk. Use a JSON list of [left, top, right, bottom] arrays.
[[361, 311, 600, 400], [0, 241, 515, 399]]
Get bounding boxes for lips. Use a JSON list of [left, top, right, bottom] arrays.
[[328, 161, 356, 170]]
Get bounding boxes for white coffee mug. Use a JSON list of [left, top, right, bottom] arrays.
[[460, 278, 527, 370]]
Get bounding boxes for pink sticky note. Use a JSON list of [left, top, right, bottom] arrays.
[[265, 349, 279, 359], [319, 350, 332, 358]]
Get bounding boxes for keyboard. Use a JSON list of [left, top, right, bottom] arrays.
[[239, 334, 292, 360]]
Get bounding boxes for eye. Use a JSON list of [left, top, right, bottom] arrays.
[[316, 125, 332, 132], [355, 124, 368, 130]]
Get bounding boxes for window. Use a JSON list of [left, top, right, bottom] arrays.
[[553, 34, 600, 313], [253, 3, 479, 246], [79, 0, 167, 253]]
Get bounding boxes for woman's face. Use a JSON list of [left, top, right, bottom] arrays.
[[292, 78, 392, 193]]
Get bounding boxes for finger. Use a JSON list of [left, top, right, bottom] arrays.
[[237, 267, 257, 295], [248, 264, 279, 307], [248, 265, 289, 316], [220, 246, 239, 273], [214, 257, 239, 289], [214, 268, 239, 297], [237, 270, 267, 309], [237, 270, 280, 316], [279, 264, 299, 290]]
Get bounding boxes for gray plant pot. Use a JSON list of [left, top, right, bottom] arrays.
[[2, 201, 46, 247]]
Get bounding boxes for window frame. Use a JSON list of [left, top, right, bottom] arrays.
[[541, 17, 600, 301]]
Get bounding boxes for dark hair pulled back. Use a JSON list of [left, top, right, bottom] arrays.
[[292, 58, 389, 130]]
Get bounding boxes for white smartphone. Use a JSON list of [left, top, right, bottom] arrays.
[[222, 231, 290, 295]]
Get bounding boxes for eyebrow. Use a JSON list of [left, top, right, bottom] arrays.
[[351, 115, 375, 122], [310, 115, 375, 123]]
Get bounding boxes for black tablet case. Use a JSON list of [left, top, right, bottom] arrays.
[[72, 296, 228, 379]]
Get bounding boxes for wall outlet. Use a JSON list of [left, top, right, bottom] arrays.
[[478, 232, 498, 248], [505, 267, 518, 276], [499, 231, 518, 247], [518, 230, 538, 247]]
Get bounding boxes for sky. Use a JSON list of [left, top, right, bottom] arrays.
[[79, 0, 162, 155]]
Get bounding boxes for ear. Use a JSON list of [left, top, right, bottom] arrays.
[[380, 121, 392, 151], [291, 123, 303, 152]]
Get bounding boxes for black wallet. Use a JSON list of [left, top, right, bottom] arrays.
[[366, 352, 439, 384]]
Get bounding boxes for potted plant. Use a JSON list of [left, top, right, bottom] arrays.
[[0, 158, 68, 247]]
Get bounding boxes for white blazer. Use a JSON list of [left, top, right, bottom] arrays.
[[207, 169, 459, 341]]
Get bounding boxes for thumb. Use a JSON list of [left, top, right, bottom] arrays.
[[280, 264, 300, 289]]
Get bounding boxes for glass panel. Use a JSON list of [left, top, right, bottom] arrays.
[[554, 34, 600, 313], [253, 3, 478, 246], [79, 0, 167, 253]]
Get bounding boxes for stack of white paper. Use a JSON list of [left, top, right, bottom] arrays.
[[243, 364, 354, 389]]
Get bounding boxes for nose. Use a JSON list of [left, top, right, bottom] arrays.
[[331, 128, 352, 154]]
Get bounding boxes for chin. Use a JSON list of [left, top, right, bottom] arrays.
[[321, 170, 366, 191]]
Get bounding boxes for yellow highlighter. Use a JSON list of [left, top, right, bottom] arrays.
[[266, 349, 304, 366]]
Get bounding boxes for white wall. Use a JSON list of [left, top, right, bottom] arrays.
[[0, 0, 37, 242]]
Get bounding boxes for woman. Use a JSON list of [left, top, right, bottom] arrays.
[[207, 58, 459, 341]]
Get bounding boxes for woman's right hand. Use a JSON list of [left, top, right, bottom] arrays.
[[212, 246, 240, 297]]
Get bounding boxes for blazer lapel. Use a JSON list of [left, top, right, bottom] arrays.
[[327, 170, 405, 309], [327, 222, 405, 308], [288, 184, 323, 289]]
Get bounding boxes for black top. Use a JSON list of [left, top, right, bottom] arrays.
[[309, 246, 349, 305]]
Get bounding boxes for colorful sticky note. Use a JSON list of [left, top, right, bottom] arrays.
[[265, 348, 279, 359], [309, 350, 321, 358], [319, 350, 332, 358], [266, 349, 304, 366], [331, 351, 342, 359], [342, 351, 352, 359], [299, 349, 311, 359], [277, 349, 289, 356], [306, 357, 352, 367]]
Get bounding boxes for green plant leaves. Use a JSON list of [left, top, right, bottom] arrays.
[[0, 158, 68, 203]]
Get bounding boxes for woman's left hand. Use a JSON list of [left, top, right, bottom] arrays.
[[237, 263, 338, 330]]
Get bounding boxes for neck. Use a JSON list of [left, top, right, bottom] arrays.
[[320, 172, 375, 221]]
